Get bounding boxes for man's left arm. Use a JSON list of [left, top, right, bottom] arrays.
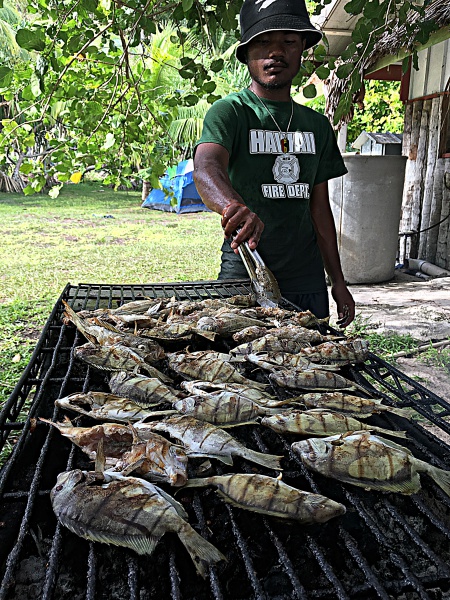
[[310, 181, 355, 327]]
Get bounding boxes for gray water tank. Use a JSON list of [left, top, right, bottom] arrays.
[[329, 154, 407, 284]]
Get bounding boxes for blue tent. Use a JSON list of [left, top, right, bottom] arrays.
[[141, 159, 210, 214]]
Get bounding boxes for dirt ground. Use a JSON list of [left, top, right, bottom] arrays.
[[328, 272, 450, 402]]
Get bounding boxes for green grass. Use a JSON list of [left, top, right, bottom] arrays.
[[0, 182, 223, 405]]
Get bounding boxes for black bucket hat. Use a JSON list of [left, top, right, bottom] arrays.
[[236, 0, 322, 63]]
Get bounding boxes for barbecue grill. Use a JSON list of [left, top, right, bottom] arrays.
[[1, 280, 450, 600]]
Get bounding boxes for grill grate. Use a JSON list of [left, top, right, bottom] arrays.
[[1, 281, 450, 600]]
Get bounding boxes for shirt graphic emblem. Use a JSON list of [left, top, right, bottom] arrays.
[[272, 154, 300, 184]]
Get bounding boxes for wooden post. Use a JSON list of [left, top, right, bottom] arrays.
[[419, 96, 442, 260], [400, 100, 423, 260]]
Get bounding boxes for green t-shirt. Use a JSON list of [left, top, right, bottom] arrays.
[[196, 88, 347, 294]]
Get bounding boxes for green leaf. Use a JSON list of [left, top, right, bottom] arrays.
[[202, 81, 216, 93], [336, 62, 355, 79], [302, 83, 317, 99], [19, 163, 34, 175], [23, 185, 35, 196], [30, 73, 41, 97], [0, 67, 12, 88], [315, 65, 330, 80], [401, 56, 410, 75], [16, 28, 46, 52], [344, 0, 366, 15], [314, 44, 327, 61], [179, 68, 193, 79], [363, 1, 385, 21], [334, 92, 352, 125], [210, 59, 224, 73], [182, 0, 193, 11], [183, 94, 198, 106], [349, 69, 362, 94]]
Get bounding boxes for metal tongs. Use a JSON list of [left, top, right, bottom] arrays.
[[232, 228, 282, 308]]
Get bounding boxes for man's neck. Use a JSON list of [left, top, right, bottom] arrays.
[[248, 81, 292, 102]]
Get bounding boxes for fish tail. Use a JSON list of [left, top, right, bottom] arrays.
[[388, 406, 412, 419], [243, 448, 283, 471], [178, 478, 211, 490], [62, 300, 95, 342], [428, 464, 450, 498], [178, 526, 226, 578], [374, 427, 408, 439]]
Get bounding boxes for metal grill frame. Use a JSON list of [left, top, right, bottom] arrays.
[[1, 280, 450, 600]]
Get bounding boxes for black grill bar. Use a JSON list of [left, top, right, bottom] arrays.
[[2, 281, 450, 600]]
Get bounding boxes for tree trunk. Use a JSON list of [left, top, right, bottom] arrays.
[[419, 96, 442, 260], [436, 160, 450, 269], [400, 100, 423, 261], [141, 181, 151, 203]]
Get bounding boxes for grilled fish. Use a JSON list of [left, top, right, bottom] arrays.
[[292, 431, 450, 496], [245, 352, 338, 372], [301, 392, 411, 419], [63, 301, 165, 361], [231, 326, 331, 356], [252, 307, 328, 328], [179, 381, 294, 409], [173, 392, 281, 425], [55, 391, 175, 423], [41, 419, 133, 463], [109, 372, 182, 406], [167, 351, 269, 390], [232, 326, 270, 344], [112, 429, 188, 486], [269, 368, 366, 392], [260, 409, 407, 438], [74, 342, 162, 374], [51, 470, 225, 576], [298, 339, 370, 365], [196, 312, 269, 336], [139, 416, 283, 470], [182, 474, 346, 523]]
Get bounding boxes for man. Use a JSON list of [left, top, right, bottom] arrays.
[[193, 0, 355, 327]]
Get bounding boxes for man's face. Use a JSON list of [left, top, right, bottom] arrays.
[[246, 31, 305, 91]]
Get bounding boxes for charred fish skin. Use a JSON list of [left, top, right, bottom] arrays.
[[167, 352, 269, 390], [182, 474, 346, 524], [139, 416, 283, 471], [40, 419, 133, 461], [298, 339, 370, 365], [291, 432, 450, 497], [51, 470, 225, 577], [55, 391, 175, 423], [269, 369, 362, 392], [172, 392, 278, 425], [301, 392, 411, 419], [113, 434, 189, 487], [109, 372, 182, 406], [260, 409, 407, 439]]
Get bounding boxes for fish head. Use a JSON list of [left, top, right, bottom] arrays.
[[166, 445, 189, 487], [307, 494, 347, 523], [291, 437, 331, 468], [51, 469, 85, 501], [173, 397, 197, 414], [56, 392, 94, 411]]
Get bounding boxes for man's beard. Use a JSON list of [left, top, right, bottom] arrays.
[[247, 61, 301, 91], [252, 76, 289, 90]]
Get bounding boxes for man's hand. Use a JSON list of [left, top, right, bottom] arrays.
[[221, 202, 264, 252], [331, 281, 355, 328]]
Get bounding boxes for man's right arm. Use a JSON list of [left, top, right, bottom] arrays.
[[193, 142, 264, 251]]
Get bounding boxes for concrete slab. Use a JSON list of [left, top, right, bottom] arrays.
[[328, 274, 450, 341]]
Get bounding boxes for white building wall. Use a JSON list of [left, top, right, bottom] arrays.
[[409, 39, 449, 99]]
